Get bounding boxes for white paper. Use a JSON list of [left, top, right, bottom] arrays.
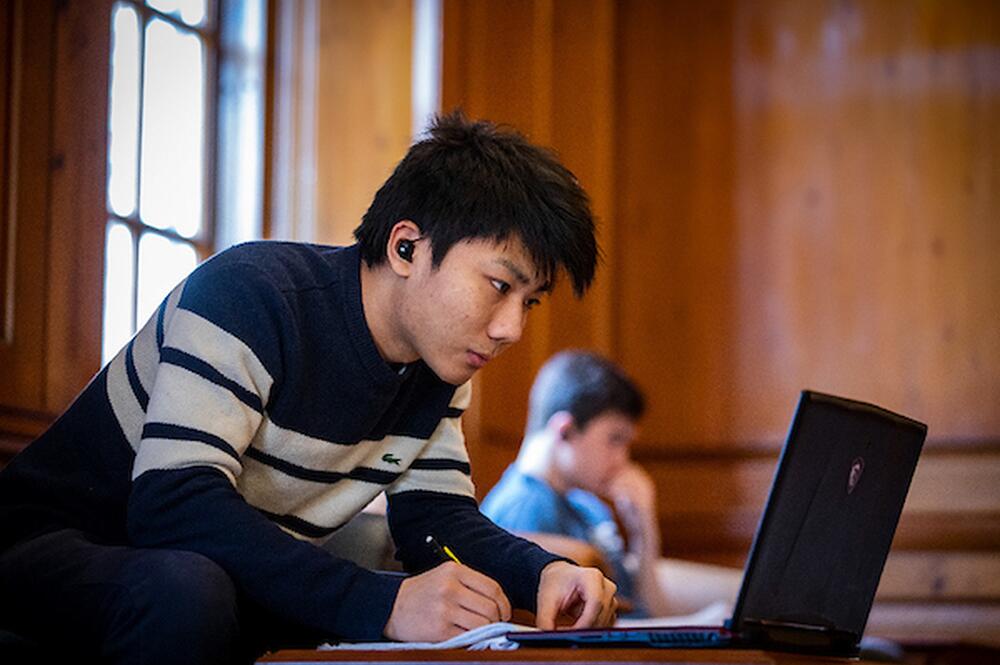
[[320, 622, 537, 651]]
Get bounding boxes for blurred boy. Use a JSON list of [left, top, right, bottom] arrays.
[[481, 350, 670, 617]]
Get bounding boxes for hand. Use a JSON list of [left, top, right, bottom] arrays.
[[535, 561, 617, 629], [607, 463, 658, 544], [384, 562, 512, 642]]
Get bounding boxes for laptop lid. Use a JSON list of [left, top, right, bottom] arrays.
[[728, 391, 927, 653]]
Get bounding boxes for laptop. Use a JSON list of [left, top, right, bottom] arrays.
[[509, 390, 927, 656]]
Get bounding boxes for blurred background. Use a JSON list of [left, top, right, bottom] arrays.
[[1, 0, 997, 646]]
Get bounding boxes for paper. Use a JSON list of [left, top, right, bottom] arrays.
[[320, 622, 538, 651], [614, 600, 731, 629]]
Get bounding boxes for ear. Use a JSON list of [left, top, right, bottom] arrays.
[[385, 220, 423, 277], [546, 411, 577, 443]]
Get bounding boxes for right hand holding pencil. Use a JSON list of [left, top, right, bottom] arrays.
[[383, 561, 512, 642]]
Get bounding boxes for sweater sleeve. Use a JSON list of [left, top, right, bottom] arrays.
[[385, 382, 567, 612], [386, 491, 566, 613], [128, 467, 402, 639], [126, 260, 401, 639]]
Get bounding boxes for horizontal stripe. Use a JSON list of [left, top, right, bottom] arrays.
[[244, 447, 402, 485], [389, 489, 479, 507], [125, 341, 149, 411], [106, 350, 145, 451], [156, 301, 166, 351], [161, 346, 263, 413], [409, 458, 471, 475], [387, 467, 476, 498], [247, 420, 429, 475], [443, 407, 465, 419], [142, 422, 241, 461], [258, 508, 340, 539], [166, 307, 275, 409]]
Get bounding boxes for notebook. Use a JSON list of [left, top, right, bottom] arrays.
[[509, 390, 927, 657]]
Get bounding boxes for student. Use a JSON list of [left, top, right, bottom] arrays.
[[481, 351, 671, 618], [0, 114, 617, 664]]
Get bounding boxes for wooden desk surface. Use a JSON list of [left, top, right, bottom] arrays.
[[258, 647, 849, 664]]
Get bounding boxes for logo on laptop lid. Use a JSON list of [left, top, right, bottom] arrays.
[[847, 457, 865, 494]]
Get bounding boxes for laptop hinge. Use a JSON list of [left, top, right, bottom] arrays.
[[741, 618, 860, 657]]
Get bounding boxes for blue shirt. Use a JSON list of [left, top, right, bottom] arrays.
[[482, 466, 645, 616]]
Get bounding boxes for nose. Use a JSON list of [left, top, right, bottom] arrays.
[[487, 298, 526, 345]]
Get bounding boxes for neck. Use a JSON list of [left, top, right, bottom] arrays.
[[360, 261, 418, 364], [515, 431, 569, 494]]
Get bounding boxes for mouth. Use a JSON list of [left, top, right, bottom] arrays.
[[466, 350, 492, 369]]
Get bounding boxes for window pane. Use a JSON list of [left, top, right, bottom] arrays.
[[140, 18, 205, 238], [136, 233, 198, 327], [102, 222, 136, 364], [147, 0, 207, 27], [107, 3, 140, 217]]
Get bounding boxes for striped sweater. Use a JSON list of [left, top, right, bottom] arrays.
[[0, 242, 560, 639]]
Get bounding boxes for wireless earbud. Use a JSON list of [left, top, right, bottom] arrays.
[[396, 239, 416, 262]]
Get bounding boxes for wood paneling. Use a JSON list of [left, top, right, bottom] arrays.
[[314, 0, 413, 246], [727, 0, 1000, 446], [442, 0, 1000, 639], [616, 0, 741, 450], [644, 448, 1000, 556], [443, 0, 556, 479], [443, 0, 623, 494], [0, 0, 57, 416], [0, 0, 110, 458], [879, 551, 1000, 601], [44, 0, 110, 412]]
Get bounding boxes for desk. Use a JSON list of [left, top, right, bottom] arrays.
[[258, 648, 847, 664]]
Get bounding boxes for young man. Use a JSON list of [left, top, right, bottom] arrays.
[[0, 114, 616, 663], [481, 351, 671, 618]]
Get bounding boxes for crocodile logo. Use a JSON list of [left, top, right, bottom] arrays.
[[382, 453, 401, 466]]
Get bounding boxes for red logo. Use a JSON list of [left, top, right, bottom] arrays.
[[847, 457, 865, 494]]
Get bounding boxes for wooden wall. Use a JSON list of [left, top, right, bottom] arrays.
[[314, 0, 413, 247], [0, 0, 109, 455], [443, 0, 1000, 643]]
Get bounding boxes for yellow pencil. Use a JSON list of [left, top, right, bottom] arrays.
[[425, 535, 462, 565]]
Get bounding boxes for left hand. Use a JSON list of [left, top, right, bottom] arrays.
[[535, 561, 618, 629], [607, 463, 660, 554]]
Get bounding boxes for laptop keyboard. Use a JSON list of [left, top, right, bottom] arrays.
[[647, 630, 731, 646], [566, 629, 733, 647]]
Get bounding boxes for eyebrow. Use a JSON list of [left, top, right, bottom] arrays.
[[496, 258, 552, 293]]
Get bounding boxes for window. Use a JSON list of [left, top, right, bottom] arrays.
[[102, 0, 265, 363]]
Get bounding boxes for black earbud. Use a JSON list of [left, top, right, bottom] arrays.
[[396, 239, 416, 262]]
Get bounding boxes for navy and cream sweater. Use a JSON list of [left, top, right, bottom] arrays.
[[0, 242, 560, 639]]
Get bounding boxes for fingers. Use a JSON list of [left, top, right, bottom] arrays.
[[569, 575, 618, 628], [455, 565, 512, 622], [535, 586, 559, 630], [569, 590, 603, 628], [536, 562, 619, 630], [384, 562, 511, 642], [597, 584, 619, 626]]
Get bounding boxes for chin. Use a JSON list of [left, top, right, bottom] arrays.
[[426, 359, 475, 386]]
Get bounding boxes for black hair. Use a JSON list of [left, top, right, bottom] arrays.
[[354, 111, 598, 296], [525, 350, 645, 435]]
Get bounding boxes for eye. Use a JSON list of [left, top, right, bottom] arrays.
[[490, 278, 511, 295]]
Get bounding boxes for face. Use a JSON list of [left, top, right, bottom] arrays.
[[559, 411, 637, 495], [395, 236, 549, 385]]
